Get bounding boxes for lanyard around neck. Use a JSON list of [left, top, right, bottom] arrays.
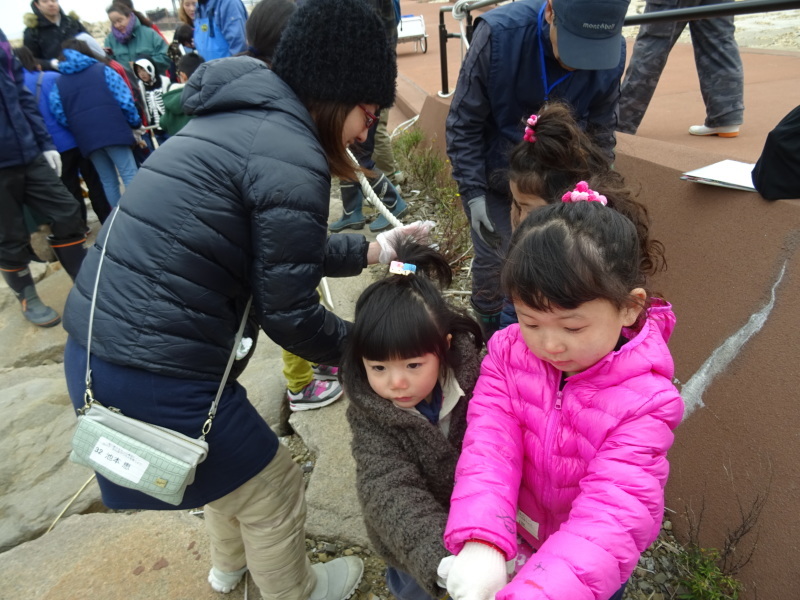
[[537, 2, 572, 102]]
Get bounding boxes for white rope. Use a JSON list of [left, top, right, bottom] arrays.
[[390, 115, 420, 139], [346, 148, 403, 230], [46, 474, 96, 534], [452, 0, 476, 51]]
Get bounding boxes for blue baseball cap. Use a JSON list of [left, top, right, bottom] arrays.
[[551, 0, 629, 70]]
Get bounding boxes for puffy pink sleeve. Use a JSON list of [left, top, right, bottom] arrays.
[[444, 332, 526, 560]]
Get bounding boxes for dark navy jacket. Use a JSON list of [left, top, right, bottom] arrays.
[[446, 0, 624, 201], [64, 57, 369, 381], [55, 60, 135, 156], [0, 28, 54, 169]]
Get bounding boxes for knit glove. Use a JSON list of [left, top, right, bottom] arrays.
[[436, 555, 456, 588], [467, 195, 501, 249], [375, 220, 436, 264], [43, 150, 62, 177], [446, 542, 507, 600]]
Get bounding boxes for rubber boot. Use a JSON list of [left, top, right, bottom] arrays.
[[329, 181, 366, 232], [48, 235, 87, 281], [368, 173, 408, 233], [470, 298, 500, 342], [1, 267, 61, 327]]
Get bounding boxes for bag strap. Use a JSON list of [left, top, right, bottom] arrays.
[[83, 207, 253, 440]]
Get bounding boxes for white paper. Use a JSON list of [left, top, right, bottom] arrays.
[[90, 436, 149, 483], [681, 159, 757, 192], [517, 509, 540, 539]]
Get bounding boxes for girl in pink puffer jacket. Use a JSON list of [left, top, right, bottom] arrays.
[[442, 191, 684, 600]]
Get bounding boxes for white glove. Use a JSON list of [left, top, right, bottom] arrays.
[[43, 150, 62, 177], [375, 220, 436, 264], [447, 541, 508, 600], [436, 554, 456, 588], [49, 58, 59, 71]]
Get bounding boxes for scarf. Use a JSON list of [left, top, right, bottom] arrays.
[[415, 382, 443, 425], [112, 14, 137, 44]]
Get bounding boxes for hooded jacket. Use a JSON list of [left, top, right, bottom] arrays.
[[63, 57, 370, 380], [0, 28, 55, 168], [444, 299, 684, 600], [49, 49, 140, 155], [346, 333, 482, 597], [23, 2, 86, 69], [134, 56, 171, 130], [105, 15, 169, 76]]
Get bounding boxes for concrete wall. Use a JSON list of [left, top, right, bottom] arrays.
[[413, 100, 800, 598]]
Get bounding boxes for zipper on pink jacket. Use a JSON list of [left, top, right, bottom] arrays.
[[555, 389, 563, 410]]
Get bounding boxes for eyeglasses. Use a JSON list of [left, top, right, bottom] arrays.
[[358, 105, 378, 129]]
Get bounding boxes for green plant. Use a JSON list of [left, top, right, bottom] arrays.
[[678, 545, 742, 600], [392, 128, 472, 274]]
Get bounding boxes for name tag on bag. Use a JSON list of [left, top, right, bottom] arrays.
[[89, 436, 149, 483]]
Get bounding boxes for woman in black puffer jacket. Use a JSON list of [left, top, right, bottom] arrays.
[[61, 0, 427, 598]]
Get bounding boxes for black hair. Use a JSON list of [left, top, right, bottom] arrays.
[[244, 0, 296, 67], [110, 0, 154, 27], [174, 24, 194, 47], [59, 38, 95, 62], [177, 52, 204, 79], [508, 101, 613, 203], [502, 201, 648, 320], [341, 240, 483, 385], [13, 46, 38, 72]]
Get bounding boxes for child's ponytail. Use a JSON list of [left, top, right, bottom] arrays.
[[508, 101, 612, 203]]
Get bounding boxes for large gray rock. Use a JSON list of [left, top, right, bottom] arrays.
[[0, 511, 246, 600], [0, 363, 105, 553]]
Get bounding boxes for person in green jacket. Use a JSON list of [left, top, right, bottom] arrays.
[[161, 53, 204, 136], [104, 3, 169, 75]]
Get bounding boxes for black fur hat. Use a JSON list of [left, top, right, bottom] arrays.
[[272, 0, 397, 109]]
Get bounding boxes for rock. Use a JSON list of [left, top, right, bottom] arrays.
[[654, 572, 668, 585], [0, 267, 73, 369], [0, 363, 105, 552], [236, 332, 291, 436], [662, 520, 672, 531], [0, 511, 248, 600]]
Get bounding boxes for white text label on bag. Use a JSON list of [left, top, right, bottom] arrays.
[[89, 436, 149, 483]]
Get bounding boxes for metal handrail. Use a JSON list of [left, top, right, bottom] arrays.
[[438, 0, 800, 96]]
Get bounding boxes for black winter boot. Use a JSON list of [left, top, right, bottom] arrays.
[[48, 235, 86, 281], [329, 181, 366, 232], [1, 267, 61, 327]]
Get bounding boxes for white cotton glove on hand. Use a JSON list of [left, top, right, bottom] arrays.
[[375, 220, 436, 264], [43, 150, 62, 177], [436, 555, 456, 588], [447, 542, 508, 600]]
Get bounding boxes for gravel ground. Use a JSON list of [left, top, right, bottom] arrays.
[[281, 433, 692, 600]]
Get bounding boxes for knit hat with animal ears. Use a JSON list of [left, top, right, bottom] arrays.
[[272, 0, 397, 110]]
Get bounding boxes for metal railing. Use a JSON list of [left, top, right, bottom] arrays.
[[438, 0, 800, 96]]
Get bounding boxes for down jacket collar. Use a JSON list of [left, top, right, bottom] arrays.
[[182, 56, 311, 126]]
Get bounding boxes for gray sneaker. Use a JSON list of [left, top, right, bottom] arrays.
[[288, 379, 344, 412], [309, 556, 364, 600]]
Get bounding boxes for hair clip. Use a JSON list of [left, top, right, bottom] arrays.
[[389, 261, 417, 276], [523, 114, 538, 143], [561, 181, 607, 205]]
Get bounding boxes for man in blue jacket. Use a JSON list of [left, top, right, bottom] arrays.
[[194, 0, 248, 60], [446, 0, 629, 338], [0, 28, 86, 327]]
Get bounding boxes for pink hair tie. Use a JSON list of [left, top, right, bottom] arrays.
[[523, 114, 538, 143], [561, 181, 608, 205]]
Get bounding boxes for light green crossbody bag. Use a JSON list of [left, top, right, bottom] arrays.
[[69, 207, 252, 506]]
